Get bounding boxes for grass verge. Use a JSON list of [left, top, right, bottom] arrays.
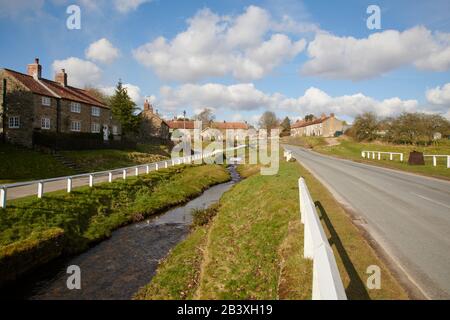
[[284, 136, 450, 180], [136, 155, 408, 300], [0, 164, 229, 284], [0, 143, 75, 183]]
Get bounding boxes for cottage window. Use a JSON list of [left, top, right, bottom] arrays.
[[8, 116, 20, 129], [42, 96, 51, 106], [112, 125, 118, 135], [91, 122, 100, 133], [70, 102, 81, 113], [41, 118, 51, 130], [71, 121, 81, 132], [91, 106, 101, 117]]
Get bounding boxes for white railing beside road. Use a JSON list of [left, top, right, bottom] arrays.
[[0, 145, 246, 209], [298, 177, 347, 300], [424, 155, 450, 168], [361, 151, 404, 162]]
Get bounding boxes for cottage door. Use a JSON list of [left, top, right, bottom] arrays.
[[103, 125, 109, 141]]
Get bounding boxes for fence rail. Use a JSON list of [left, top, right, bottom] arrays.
[[0, 145, 245, 209], [361, 151, 404, 162], [298, 177, 347, 300], [424, 155, 450, 168]]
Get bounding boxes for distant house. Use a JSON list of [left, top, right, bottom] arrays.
[[139, 100, 170, 141], [202, 121, 250, 140], [291, 113, 344, 137], [167, 119, 197, 140], [0, 58, 121, 147]]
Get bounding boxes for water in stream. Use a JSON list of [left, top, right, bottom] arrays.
[[4, 165, 240, 300]]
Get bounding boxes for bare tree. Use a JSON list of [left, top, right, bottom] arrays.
[[258, 111, 279, 134], [194, 108, 215, 128]]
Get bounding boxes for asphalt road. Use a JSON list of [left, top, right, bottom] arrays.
[[285, 145, 450, 299]]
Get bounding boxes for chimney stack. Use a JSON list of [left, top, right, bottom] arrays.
[[27, 58, 42, 79], [330, 113, 335, 118], [144, 99, 153, 113], [55, 69, 68, 87]]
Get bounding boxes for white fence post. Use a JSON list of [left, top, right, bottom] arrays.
[[123, 169, 127, 180], [165, 161, 168, 169], [390, 153, 393, 161], [89, 174, 94, 187], [67, 178, 72, 193], [108, 172, 113, 183], [400, 153, 404, 162], [38, 182, 44, 199], [448, 156, 450, 169], [361, 151, 365, 158], [155, 163, 159, 171], [433, 156, 437, 167], [0, 188, 7, 209], [378, 152, 381, 160]]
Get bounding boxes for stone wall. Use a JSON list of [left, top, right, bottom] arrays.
[[0, 71, 35, 147]]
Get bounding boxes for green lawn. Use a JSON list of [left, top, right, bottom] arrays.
[[0, 143, 75, 184], [136, 155, 407, 300], [61, 143, 170, 172], [315, 138, 450, 180]]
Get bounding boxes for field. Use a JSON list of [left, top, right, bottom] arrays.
[[283, 136, 450, 180], [136, 155, 407, 300]]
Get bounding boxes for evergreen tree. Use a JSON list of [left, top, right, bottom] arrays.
[[280, 116, 291, 136], [109, 80, 140, 134]]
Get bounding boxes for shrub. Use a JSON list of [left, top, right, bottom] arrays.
[[191, 205, 219, 227]]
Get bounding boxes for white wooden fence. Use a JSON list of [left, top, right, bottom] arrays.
[[361, 151, 404, 162], [424, 155, 450, 168], [283, 149, 292, 161], [0, 146, 245, 209], [298, 177, 347, 300]]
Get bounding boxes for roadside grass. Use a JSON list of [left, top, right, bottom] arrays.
[[0, 143, 75, 184], [315, 138, 450, 179], [281, 136, 327, 149], [136, 155, 408, 300], [60, 143, 170, 172]]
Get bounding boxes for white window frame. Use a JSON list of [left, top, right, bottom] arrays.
[[41, 117, 51, 130], [8, 116, 20, 129], [112, 125, 118, 135], [70, 102, 81, 113], [91, 122, 100, 133], [91, 106, 100, 117], [70, 121, 81, 132], [42, 96, 51, 106]]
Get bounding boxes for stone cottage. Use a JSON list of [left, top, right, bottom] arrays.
[[291, 113, 344, 137], [0, 58, 121, 147], [138, 100, 170, 141]]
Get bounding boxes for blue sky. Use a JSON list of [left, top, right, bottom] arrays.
[[0, 0, 449, 124]]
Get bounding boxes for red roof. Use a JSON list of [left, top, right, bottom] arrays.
[[4, 69, 107, 108], [167, 120, 196, 129], [211, 122, 249, 130], [291, 116, 330, 129]]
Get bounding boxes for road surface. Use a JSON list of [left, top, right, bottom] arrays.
[[285, 145, 450, 299]]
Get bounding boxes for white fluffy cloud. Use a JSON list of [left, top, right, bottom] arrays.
[[100, 83, 143, 105], [133, 6, 306, 82], [114, 0, 152, 13], [302, 26, 450, 80], [426, 83, 450, 105], [85, 38, 120, 64], [153, 83, 421, 118], [52, 57, 102, 87]]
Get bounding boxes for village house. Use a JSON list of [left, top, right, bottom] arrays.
[[0, 58, 121, 147], [138, 100, 170, 141], [202, 121, 250, 140], [291, 113, 344, 137]]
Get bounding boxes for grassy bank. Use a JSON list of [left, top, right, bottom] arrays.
[[0, 143, 75, 183], [60, 143, 170, 172], [136, 156, 407, 300], [0, 164, 229, 284], [284, 136, 450, 180]]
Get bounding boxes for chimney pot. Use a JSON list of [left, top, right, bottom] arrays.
[[55, 68, 68, 87], [27, 57, 42, 79]]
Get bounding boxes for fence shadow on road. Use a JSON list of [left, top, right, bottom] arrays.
[[314, 201, 370, 300]]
